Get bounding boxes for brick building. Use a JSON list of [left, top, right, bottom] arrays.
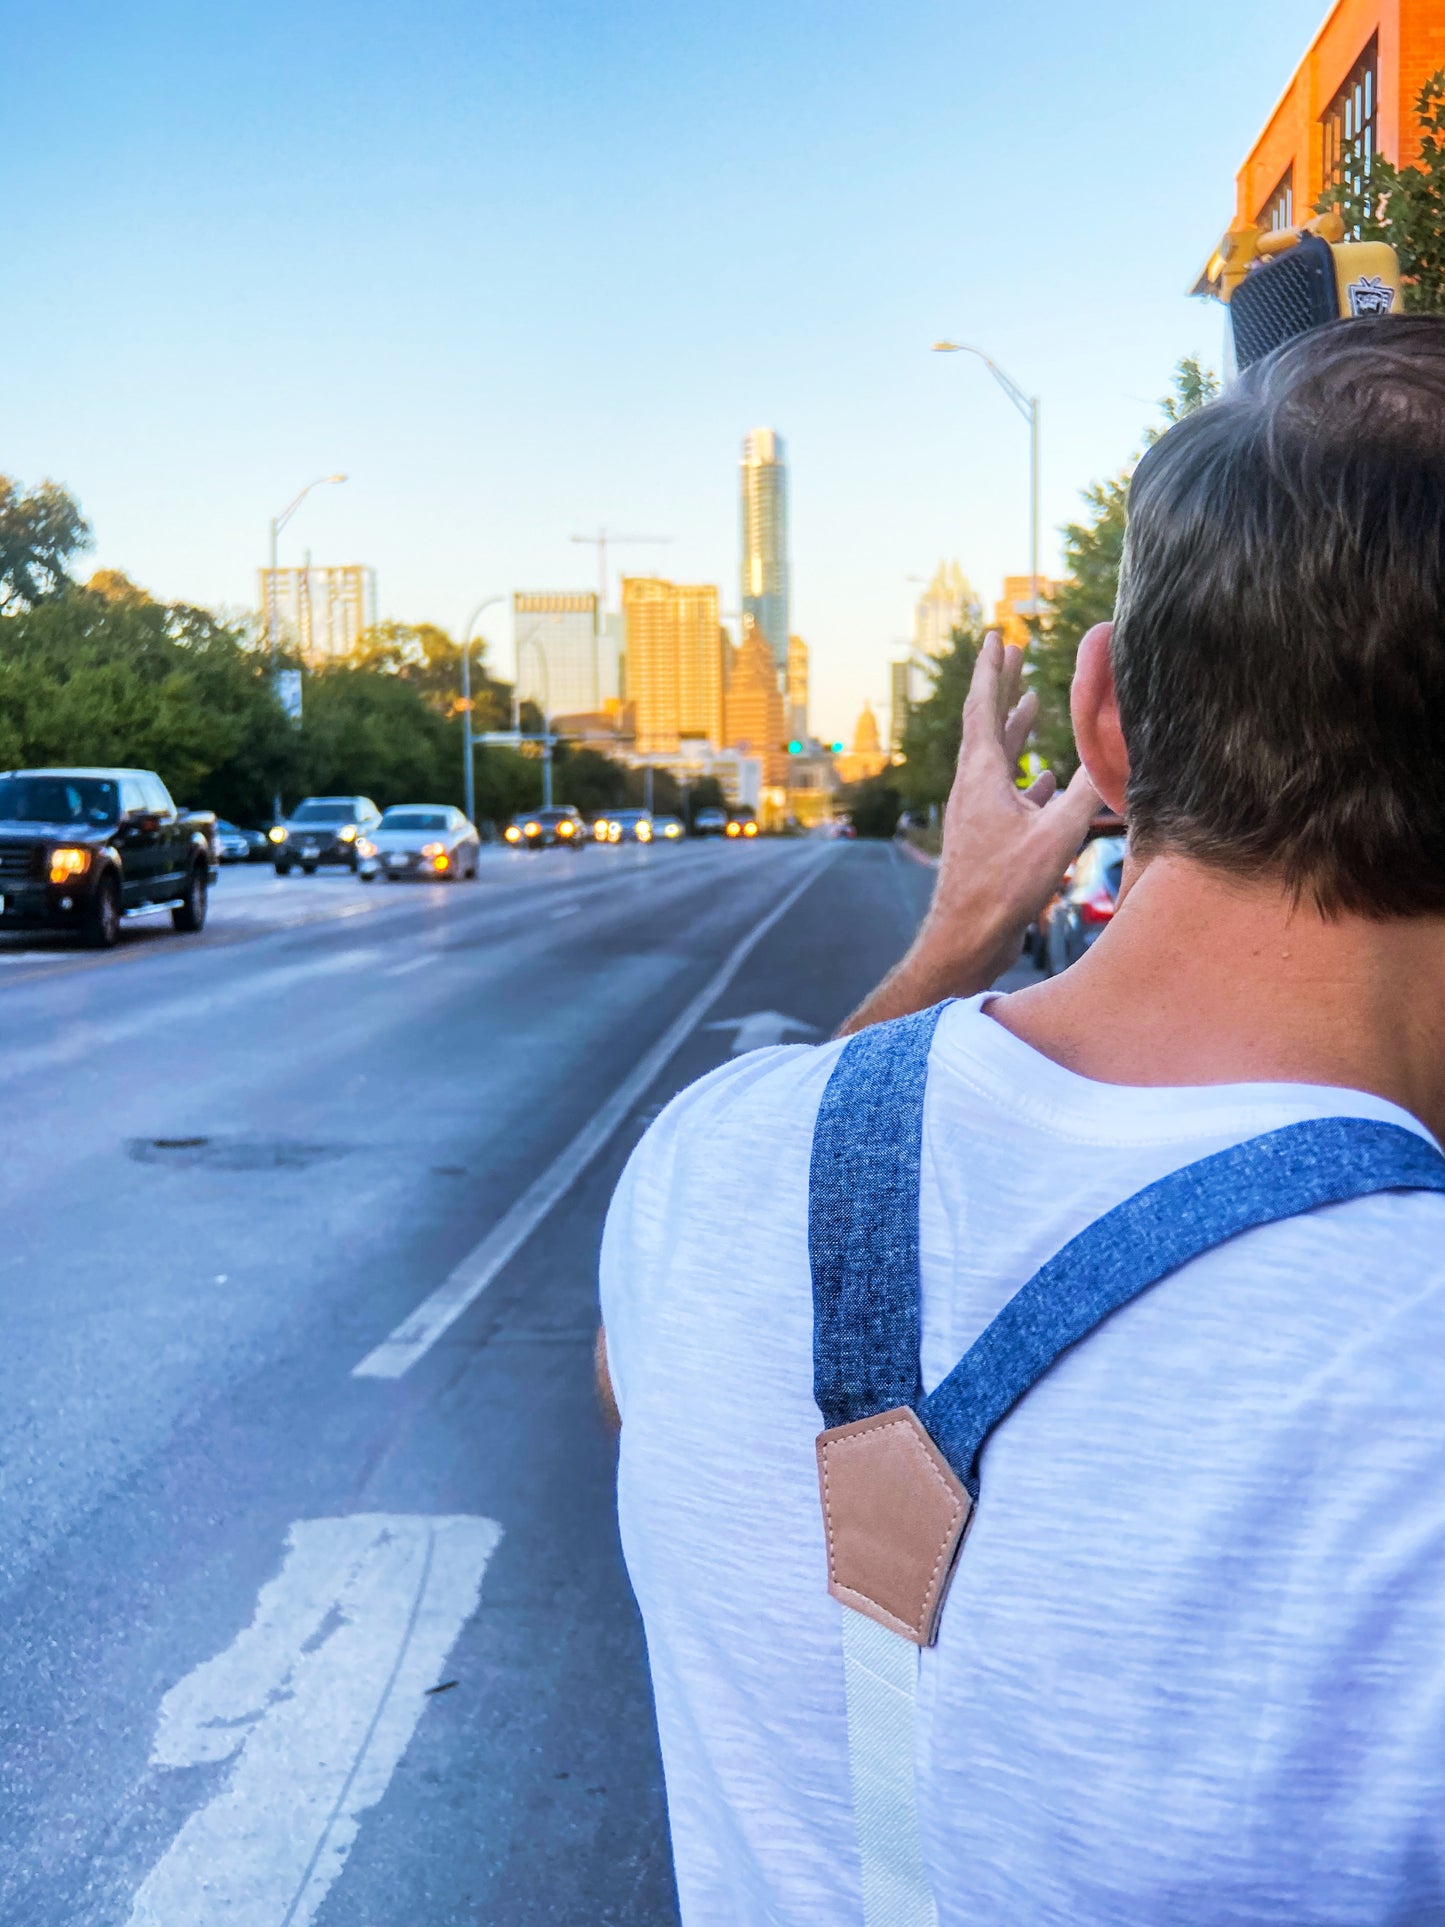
[[1198, 0, 1445, 289]]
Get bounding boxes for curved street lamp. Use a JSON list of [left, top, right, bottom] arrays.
[[265, 473, 346, 815], [931, 342, 1041, 629]]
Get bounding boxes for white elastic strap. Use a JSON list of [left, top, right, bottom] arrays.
[[841, 1607, 938, 1927]]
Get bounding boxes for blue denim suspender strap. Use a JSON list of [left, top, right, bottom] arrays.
[[808, 1004, 1445, 1927]]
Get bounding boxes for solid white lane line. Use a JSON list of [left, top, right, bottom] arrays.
[[125, 1513, 501, 1927], [353, 848, 834, 1379]]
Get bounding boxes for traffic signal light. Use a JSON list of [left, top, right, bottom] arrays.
[[830, 741, 844, 754], [788, 740, 802, 755]]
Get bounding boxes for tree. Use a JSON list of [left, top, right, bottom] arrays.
[[0, 476, 91, 612], [0, 585, 297, 818], [1315, 71, 1445, 312], [839, 772, 903, 838], [897, 620, 984, 810], [1028, 357, 1220, 778]]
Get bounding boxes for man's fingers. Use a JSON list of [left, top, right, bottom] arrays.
[[961, 632, 1004, 739], [1021, 768, 1057, 805], [1043, 761, 1102, 847], [1002, 688, 1038, 766], [996, 642, 1024, 730]]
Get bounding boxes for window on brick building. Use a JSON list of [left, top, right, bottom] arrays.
[[1321, 36, 1378, 231], [1257, 166, 1294, 231]]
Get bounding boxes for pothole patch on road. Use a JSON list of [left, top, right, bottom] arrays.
[[128, 1135, 353, 1171]]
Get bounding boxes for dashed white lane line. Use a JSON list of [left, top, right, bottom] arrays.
[[550, 904, 581, 920], [384, 955, 434, 978], [352, 848, 835, 1379], [125, 1513, 501, 1927]]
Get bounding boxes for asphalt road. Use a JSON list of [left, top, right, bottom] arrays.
[[0, 835, 1014, 1927]]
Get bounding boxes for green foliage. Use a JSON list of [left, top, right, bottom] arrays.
[[897, 621, 983, 809], [1028, 357, 1220, 779], [1314, 71, 1445, 312], [0, 585, 296, 819], [0, 476, 91, 612], [840, 772, 903, 838]]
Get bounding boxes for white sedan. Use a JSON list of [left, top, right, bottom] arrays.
[[357, 806, 481, 882]]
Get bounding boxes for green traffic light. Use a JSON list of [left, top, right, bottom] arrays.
[[831, 741, 844, 753], [788, 740, 802, 754]]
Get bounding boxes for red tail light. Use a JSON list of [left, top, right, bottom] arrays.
[[1078, 886, 1115, 926]]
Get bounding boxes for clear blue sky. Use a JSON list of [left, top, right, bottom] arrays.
[[6, 0, 1325, 740]]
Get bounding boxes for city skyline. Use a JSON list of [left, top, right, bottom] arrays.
[[2, 0, 1329, 747]]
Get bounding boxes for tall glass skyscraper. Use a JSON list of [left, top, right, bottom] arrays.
[[740, 428, 790, 670]]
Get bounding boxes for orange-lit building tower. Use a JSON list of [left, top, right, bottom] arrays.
[[621, 577, 724, 754], [1198, 0, 1445, 285], [725, 619, 789, 783]]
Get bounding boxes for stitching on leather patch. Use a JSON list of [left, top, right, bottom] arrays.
[[817, 1408, 971, 1646]]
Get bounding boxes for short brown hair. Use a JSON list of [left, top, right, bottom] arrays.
[[1113, 315, 1445, 916]]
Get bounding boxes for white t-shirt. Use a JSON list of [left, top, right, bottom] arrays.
[[601, 996, 1445, 1926]]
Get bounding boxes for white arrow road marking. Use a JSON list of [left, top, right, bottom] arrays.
[[705, 1010, 819, 1054], [125, 1513, 501, 1927]]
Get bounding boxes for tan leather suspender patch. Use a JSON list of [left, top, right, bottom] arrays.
[[816, 1406, 973, 1647]]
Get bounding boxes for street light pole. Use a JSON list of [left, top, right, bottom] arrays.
[[515, 630, 553, 809], [266, 473, 347, 819], [459, 596, 505, 827], [931, 342, 1041, 630]]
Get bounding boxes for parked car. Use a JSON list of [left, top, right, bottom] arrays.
[[358, 805, 480, 881], [0, 767, 215, 948], [214, 819, 269, 863], [1026, 808, 1127, 968], [651, 814, 686, 843], [693, 807, 729, 837], [1042, 834, 1127, 975], [269, 796, 381, 874]]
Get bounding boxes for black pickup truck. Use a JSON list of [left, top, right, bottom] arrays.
[[0, 767, 216, 948]]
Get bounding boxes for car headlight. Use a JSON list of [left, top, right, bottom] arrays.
[[339, 825, 357, 842], [49, 845, 91, 882], [665, 823, 681, 838], [608, 824, 620, 842], [269, 825, 287, 843], [356, 839, 377, 858], [524, 822, 541, 836], [637, 826, 651, 842], [422, 842, 444, 857], [504, 826, 522, 843], [557, 821, 574, 837], [725, 821, 740, 837], [743, 821, 758, 837]]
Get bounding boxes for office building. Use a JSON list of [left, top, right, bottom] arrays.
[[1195, 0, 1445, 288], [890, 660, 914, 755], [621, 576, 724, 753], [914, 561, 979, 656], [786, 634, 809, 742], [725, 619, 788, 783], [740, 428, 790, 669], [993, 575, 1061, 651], [258, 564, 375, 665], [512, 591, 599, 718]]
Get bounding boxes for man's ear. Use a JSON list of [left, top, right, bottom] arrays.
[[1070, 622, 1129, 815]]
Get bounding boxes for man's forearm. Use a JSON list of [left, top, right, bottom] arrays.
[[836, 926, 1016, 1037]]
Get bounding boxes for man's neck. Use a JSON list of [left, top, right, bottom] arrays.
[[991, 854, 1445, 1141]]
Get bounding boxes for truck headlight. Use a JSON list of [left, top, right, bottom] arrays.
[[339, 825, 358, 842], [269, 825, 287, 843], [50, 846, 91, 882]]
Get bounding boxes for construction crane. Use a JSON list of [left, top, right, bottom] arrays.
[[569, 528, 672, 613]]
